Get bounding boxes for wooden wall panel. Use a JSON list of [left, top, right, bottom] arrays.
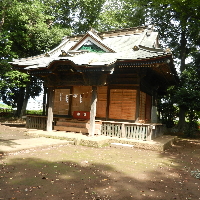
[[139, 91, 146, 121], [109, 89, 137, 120], [96, 86, 107, 118], [53, 89, 70, 115], [71, 86, 92, 115]]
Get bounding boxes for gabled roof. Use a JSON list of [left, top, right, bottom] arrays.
[[69, 29, 116, 53], [10, 25, 165, 69], [9, 26, 178, 85]]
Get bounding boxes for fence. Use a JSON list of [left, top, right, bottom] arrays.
[[26, 115, 59, 130], [101, 121, 164, 141]]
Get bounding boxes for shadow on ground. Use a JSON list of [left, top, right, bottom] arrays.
[[0, 141, 200, 200], [0, 138, 20, 147], [0, 122, 200, 199]]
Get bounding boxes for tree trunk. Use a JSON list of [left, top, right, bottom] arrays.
[[42, 86, 47, 116], [20, 94, 29, 118], [20, 83, 30, 118], [180, 29, 187, 73], [176, 106, 186, 130], [15, 87, 25, 117], [176, 28, 187, 130]]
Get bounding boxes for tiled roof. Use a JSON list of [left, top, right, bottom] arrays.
[[10, 26, 172, 69]]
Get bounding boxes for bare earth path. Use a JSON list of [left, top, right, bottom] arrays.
[[0, 123, 200, 200]]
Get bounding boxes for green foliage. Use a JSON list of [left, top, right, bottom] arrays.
[[142, 0, 200, 69], [2, 0, 70, 57], [97, 0, 145, 31], [0, 31, 13, 60], [0, 0, 71, 115], [157, 87, 179, 128], [173, 65, 200, 111], [0, 103, 11, 109], [161, 62, 200, 136], [26, 110, 43, 115], [70, 0, 106, 33], [1, 70, 29, 88]]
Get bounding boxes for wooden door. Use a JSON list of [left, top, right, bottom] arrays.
[[96, 86, 107, 118], [53, 89, 70, 115], [139, 92, 152, 122], [109, 89, 137, 120]]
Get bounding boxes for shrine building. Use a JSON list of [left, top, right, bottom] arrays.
[[10, 26, 178, 140]]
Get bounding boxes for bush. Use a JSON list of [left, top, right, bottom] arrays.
[[26, 110, 43, 115]]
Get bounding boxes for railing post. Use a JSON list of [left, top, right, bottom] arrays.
[[147, 125, 153, 141], [121, 123, 126, 138]]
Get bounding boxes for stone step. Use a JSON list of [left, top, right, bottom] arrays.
[[110, 143, 134, 149], [54, 125, 101, 135]]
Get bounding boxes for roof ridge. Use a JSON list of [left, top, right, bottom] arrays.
[[67, 26, 151, 39], [99, 26, 148, 34]]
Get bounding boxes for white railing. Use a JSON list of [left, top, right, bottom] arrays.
[[101, 121, 164, 141]]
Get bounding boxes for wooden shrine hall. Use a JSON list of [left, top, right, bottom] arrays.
[[10, 26, 178, 141]]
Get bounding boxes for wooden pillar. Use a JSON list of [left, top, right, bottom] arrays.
[[89, 86, 97, 136], [46, 87, 55, 131]]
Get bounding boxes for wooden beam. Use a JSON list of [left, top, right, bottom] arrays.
[[89, 86, 97, 136], [46, 87, 55, 131]]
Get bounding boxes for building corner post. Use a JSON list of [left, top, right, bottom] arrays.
[[151, 89, 158, 123], [89, 86, 97, 136], [46, 87, 55, 131]]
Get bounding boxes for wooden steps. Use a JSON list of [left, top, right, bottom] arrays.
[[54, 126, 89, 133], [54, 119, 102, 135]]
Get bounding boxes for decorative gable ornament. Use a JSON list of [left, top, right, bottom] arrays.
[[70, 30, 115, 53], [78, 40, 106, 53]]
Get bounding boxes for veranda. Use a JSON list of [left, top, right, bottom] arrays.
[[26, 115, 164, 141]]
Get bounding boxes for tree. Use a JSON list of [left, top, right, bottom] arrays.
[[142, 0, 200, 130], [0, 0, 70, 117], [42, 0, 107, 34], [97, 0, 145, 31], [97, 0, 200, 132], [157, 87, 178, 128], [173, 62, 200, 136], [70, 0, 106, 33], [3, 0, 70, 57]]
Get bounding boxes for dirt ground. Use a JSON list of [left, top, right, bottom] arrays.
[[0, 123, 200, 200]]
